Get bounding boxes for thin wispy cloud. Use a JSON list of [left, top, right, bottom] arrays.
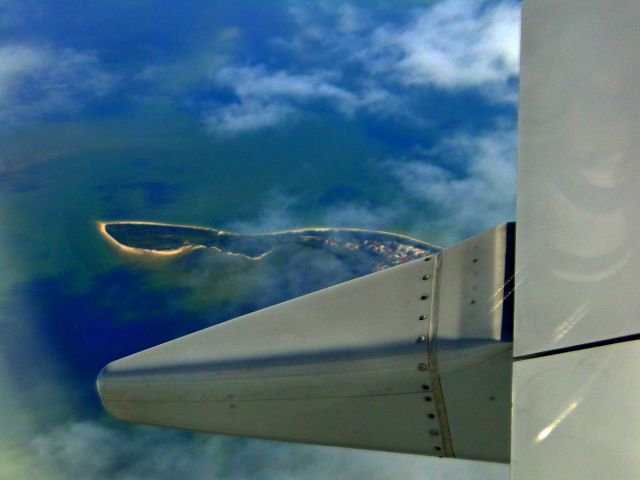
[[321, 203, 400, 231], [0, 0, 37, 29], [390, 124, 517, 244], [214, 66, 355, 106], [221, 122, 516, 246], [29, 421, 509, 480], [203, 64, 403, 135], [284, 0, 520, 96], [200, 0, 520, 135], [203, 98, 297, 136], [0, 44, 115, 125], [204, 66, 358, 135], [225, 191, 302, 233], [1, 4, 519, 480]]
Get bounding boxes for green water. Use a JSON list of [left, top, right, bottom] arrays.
[[1, 106, 410, 291]]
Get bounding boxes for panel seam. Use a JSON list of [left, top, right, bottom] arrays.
[[427, 253, 455, 457], [513, 332, 640, 361]]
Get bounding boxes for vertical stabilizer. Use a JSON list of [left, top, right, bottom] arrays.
[[513, 1, 640, 478]]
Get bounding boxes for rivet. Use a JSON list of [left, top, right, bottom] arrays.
[[430, 429, 439, 436], [419, 314, 427, 321], [421, 294, 429, 300], [424, 257, 431, 262], [435, 446, 442, 451], [472, 258, 478, 263], [425, 396, 432, 402], [418, 363, 427, 371], [422, 384, 430, 390], [470, 300, 476, 305], [417, 335, 427, 343], [422, 274, 431, 280], [428, 413, 436, 419]]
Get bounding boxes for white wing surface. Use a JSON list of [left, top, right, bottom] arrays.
[[98, 225, 514, 462]]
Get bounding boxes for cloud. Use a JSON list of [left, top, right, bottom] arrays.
[[321, 203, 400, 231], [203, 65, 356, 134], [225, 191, 302, 233], [334, 3, 372, 35], [28, 421, 509, 480], [0, 0, 38, 29], [199, 0, 520, 135], [203, 98, 297, 135], [224, 190, 401, 236], [282, 0, 520, 99], [371, 0, 520, 100], [214, 66, 355, 107], [203, 65, 381, 135], [220, 120, 516, 246], [0, 44, 115, 125], [389, 124, 517, 244]]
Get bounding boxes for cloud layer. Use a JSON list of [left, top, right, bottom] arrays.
[[390, 125, 517, 243], [201, 0, 520, 135], [2, 3, 519, 479], [28, 421, 509, 480], [372, 0, 520, 95], [0, 0, 519, 135], [0, 44, 115, 125], [204, 66, 358, 135], [228, 123, 517, 246]]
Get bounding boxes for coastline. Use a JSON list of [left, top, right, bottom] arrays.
[[97, 221, 205, 257], [97, 219, 441, 254]]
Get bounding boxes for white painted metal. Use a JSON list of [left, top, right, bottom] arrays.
[[512, 340, 640, 479], [98, 225, 512, 461], [100, 255, 442, 455], [437, 223, 508, 342], [435, 224, 512, 462], [515, 0, 640, 356], [513, 1, 640, 478]]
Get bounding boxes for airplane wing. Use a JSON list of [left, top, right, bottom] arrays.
[[98, 0, 640, 477], [97, 223, 513, 462]]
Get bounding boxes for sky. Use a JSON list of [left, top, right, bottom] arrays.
[[0, 0, 519, 478]]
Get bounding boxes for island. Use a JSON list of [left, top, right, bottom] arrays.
[[98, 221, 440, 271]]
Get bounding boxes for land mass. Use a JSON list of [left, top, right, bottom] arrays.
[[99, 221, 440, 270]]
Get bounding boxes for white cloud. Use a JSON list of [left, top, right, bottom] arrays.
[[203, 98, 297, 136], [0, 44, 115, 125], [389, 125, 517, 244], [204, 65, 367, 135], [225, 191, 302, 233], [201, 0, 520, 135], [219, 121, 516, 246], [335, 4, 371, 34], [321, 202, 400, 231], [224, 190, 401, 235], [215, 66, 355, 106], [370, 0, 520, 100], [28, 421, 509, 480], [288, 0, 520, 99]]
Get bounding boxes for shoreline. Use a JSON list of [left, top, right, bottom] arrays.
[[98, 221, 205, 257], [97, 219, 440, 253]]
